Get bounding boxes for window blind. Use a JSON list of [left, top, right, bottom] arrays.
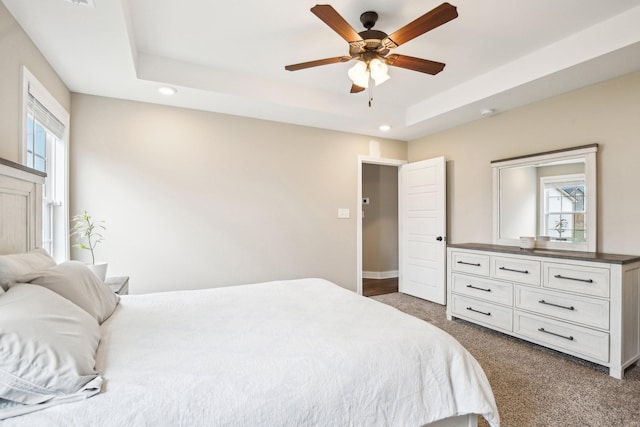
[[27, 86, 65, 139]]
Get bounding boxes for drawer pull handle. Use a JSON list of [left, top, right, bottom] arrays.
[[539, 299, 575, 311], [499, 266, 529, 274], [538, 327, 574, 341], [466, 307, 491, 316], [554, 274, 593, 283], [458, 261, 481, 267], [467, 284, 492, 292]]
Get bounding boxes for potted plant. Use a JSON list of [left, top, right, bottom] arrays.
[[554, 218, 568, 241], [71, 210, 108, 280]]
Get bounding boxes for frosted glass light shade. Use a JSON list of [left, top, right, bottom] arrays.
[[348, 61, 369, 88], [369, 59, 390, 86]]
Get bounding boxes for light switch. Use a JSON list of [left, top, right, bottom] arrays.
[[337, 208, 350, 219]]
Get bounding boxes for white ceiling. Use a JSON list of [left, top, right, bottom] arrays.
[[4, 0, 640, 141]]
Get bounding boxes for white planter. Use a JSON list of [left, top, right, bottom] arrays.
[[88, 262, 108, 281]]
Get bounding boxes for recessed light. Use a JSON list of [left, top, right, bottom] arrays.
[[64, 0, 95, 6], [158, 86, 177, 96], [379, 124, 391, 131]]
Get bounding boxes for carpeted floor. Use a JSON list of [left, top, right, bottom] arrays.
[[371, 292, 640, 427]]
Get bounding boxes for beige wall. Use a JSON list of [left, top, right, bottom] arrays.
[[409, 71, 640, 256], [70, 94, 407, 293], [362, 164, 399, 274], [5, 0, 639, 292], [0, 1, 70, 162]]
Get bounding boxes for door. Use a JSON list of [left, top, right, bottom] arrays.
[[399, 157, 446, 304]]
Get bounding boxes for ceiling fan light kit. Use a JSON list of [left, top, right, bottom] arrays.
[[285, 2, 459, 105], [347, 58, 390, 88]]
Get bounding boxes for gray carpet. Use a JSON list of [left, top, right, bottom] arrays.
[[371, 292, 640, 427]]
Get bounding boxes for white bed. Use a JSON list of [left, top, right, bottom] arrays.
[[0, 160, 499, 426]]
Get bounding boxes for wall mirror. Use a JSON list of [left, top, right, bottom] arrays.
[[492, 144, 598, 252]]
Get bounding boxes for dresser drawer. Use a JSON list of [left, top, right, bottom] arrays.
[[543, 262, 610, 298], [451, 251, 490, 276], [514, 285, 609, 330], [451, 273, 513, 305], [450, 294, 513, 332], [491, 256, 541, 286], [514, 311, 609, 363]]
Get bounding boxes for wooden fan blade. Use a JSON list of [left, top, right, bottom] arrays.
[[350, 84, 366, 93], [311, 4, 364, 43], [285, 56, 352, 71], [386, 54, 446, 75], [383, 2, 458, 48]]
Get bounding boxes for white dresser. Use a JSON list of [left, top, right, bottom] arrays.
[[446, 243, 640, 378]]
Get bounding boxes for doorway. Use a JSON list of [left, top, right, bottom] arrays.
[[357, 156, 447, 303], [362, 163, 399, 296], [357, 156, 405, 296]]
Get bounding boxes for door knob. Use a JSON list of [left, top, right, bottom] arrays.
[[436, 236, 443, 241]]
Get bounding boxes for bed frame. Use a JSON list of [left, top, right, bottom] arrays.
[[427, 414, 479, 427], [0, 159, 482, 427], [0, 158, 45, 255]]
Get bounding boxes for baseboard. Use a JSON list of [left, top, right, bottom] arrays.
[[362, 270, 399, 280]]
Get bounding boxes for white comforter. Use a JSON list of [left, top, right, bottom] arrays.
[[5, 278, 499, 426]]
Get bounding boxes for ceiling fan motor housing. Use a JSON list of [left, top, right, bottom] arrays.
[[349, 11, 392, 59], [351, 28, 390, 58]]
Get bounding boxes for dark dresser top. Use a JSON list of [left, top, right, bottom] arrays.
[[447, 243, 640, 265]]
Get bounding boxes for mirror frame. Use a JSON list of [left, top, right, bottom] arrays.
[[492, 144, 598, 252]]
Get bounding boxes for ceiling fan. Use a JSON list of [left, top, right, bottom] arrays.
[[284, 3, 458, 95]]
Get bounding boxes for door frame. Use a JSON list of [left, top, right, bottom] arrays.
[[356, 155, 407, 295]]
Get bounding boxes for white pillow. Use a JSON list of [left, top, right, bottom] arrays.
[[0, 249, 56, 291], [0, 284, 102, 408], [18, 261, 119, 324]]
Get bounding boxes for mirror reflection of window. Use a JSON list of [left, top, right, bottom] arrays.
[[492, 144, 597, 252], [541, 174, 586, 242]]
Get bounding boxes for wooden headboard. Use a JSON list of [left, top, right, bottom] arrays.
[[0, 158, 45, 255]]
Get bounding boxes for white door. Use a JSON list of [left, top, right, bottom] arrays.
[[399, 157, 446, 304]]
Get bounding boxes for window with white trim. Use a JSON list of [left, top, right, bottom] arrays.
[[541, 174, 586, 243], [21, 67, 69, 262]]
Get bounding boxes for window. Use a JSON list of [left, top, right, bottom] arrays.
[[541, 174, 586, 243], [21, 67, 69, 262]]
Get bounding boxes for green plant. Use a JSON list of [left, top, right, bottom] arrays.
[[70, 210, 105, 265], [554, 218, 568, 239]]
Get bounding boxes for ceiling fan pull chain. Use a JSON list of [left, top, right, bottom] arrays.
[[368, 84, 373, 107]]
